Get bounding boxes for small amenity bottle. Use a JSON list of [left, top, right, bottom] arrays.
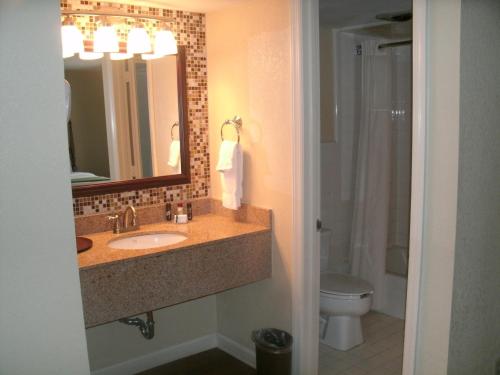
[[165, 203, 172, 221]]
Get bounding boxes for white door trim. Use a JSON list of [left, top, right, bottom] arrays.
[[101, 58, 121, 180], [145, 61, 160, 176], [290, 0, 428, 374], [402, 0, 428, 373], [290, 0, 321, 374]]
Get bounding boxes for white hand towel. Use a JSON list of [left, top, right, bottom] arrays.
[[216, 141, 243, 210], [168, 140, 181, 174]]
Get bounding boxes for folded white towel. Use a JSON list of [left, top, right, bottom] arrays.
[[70, 171, 98, 179], [168, 140, 181, 174], [216, 141, 243, 210]]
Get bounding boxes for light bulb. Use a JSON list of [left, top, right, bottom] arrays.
[[154, 29, 177, 56], [127, 26, 152, 54], [94, 24, 119, 53], [61, 24, 83, 58]]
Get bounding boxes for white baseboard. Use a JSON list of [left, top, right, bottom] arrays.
[[216, 334, 256, 368], [91, 333, 256, 375], [91, 334, 217, 375]]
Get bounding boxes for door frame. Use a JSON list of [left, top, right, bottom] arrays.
[[101, 58, 120, 180], [290, 0, 428, 374], [402, 0, 427, 372]]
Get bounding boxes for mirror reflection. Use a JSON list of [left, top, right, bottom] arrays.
[[64, 52, 184, 186]]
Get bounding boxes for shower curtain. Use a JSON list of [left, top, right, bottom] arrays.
[[350, 40, 393, 310]]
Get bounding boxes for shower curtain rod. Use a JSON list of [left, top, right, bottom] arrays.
[[378, 40, 412, 49]]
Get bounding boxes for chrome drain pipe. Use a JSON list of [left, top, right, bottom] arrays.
[[119, 311, 155, 340]]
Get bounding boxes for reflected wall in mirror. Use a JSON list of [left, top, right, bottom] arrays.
[[66, 47, 189, 196]]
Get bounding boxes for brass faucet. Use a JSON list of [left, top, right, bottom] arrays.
[[123, 205, 139, 231], [107, 205, 140, 234]]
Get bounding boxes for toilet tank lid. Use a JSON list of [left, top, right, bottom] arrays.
[[320, 273, 374, 296]]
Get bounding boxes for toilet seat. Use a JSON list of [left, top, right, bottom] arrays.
[[320, 273, 373, 298], [319, 273, 374, 350]]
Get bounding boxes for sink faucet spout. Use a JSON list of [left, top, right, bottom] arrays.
[[108, 205, 140, 234], [123, 205, 140, 232]]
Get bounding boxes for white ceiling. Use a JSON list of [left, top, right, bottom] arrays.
[[105, 0, 248, 13], [319, 0, 412, 28]]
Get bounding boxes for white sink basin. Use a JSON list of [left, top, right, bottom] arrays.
[[108, 232, 187, 250]]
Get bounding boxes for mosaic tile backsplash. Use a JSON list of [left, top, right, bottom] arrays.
[[62, 0, 210, 217]]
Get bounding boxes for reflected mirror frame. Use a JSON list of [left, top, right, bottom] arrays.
[[72, 46, 190, 197]]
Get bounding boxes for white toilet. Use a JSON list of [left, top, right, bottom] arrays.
[[319, 229, 374, 351]]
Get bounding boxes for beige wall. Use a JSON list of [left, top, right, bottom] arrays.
[[148, 55, 180, 176], [65, 67, 110, 177], [415, 1, 461, 374], [207, 0, 293, 350], [86, 296, 216, 370], [0, 1, 90, 374]]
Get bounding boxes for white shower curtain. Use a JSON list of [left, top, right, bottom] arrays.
[[350, 40, 393, 310]]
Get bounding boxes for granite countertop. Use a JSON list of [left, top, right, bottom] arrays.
[[78, 214, 270, 271]]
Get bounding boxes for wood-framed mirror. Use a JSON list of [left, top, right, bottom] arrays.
[[66, 46, 190, 197]]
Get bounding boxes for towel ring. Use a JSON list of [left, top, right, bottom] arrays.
[[220, 116, 243, 143], [170, 122, 179, 140]]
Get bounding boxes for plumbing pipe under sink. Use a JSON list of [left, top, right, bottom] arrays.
[[119, 311, 155, 340]]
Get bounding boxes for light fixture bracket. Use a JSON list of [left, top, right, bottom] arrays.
[[61, 9, 175, 23]]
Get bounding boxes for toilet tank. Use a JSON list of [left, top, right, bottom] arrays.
[[320, 228, 332, 272]]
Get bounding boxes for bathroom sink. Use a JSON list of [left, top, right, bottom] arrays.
[[108, 232, 187, 250]]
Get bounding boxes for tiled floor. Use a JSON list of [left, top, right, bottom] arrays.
[[319, 311, 405, 375]]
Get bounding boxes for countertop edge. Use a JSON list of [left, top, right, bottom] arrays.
[[79, 227, 271, 272]]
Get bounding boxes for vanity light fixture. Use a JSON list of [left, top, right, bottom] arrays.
[[141, 26, 177, 60], [127, 24, 152, 55], [154, 26, 178, 55], [60, 9, 178, 60], [94, 19, 119, 53], [61, 17, 84, 58]]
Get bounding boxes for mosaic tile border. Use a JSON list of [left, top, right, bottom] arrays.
[[62, 0, 210, 217]]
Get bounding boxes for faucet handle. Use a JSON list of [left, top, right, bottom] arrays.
[[107, 213, 121, 234]]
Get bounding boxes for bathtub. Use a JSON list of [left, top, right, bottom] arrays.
[[386, 245, 409, 277], [381, 245, 408, 320]]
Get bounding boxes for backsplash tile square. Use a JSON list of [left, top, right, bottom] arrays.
[[63, 0, 210, 217]]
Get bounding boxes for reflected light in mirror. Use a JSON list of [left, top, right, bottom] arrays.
[[110, 52, 133, 60], [94, 24, 119, 53], [61, 24, 84, 58], [127, 25, 152, 54], [79, 51, 104, 60]]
